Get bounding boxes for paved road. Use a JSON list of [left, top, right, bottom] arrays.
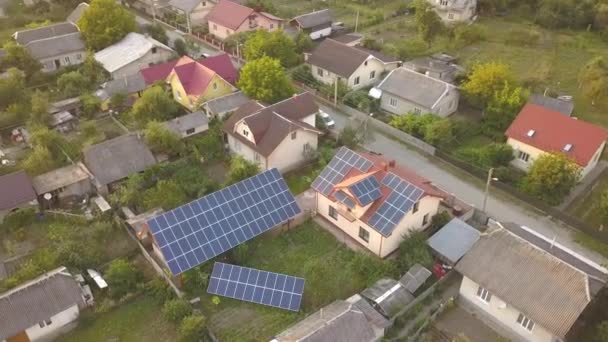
[[320, 104, 608, 265]]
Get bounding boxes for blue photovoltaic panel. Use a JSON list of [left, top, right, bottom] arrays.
[[367, 173, 424, 236], [311, 147, 373, 196], [146, 169, 301, 275], [349, 176, 382, 206], [334, 190, 356, 209], [207, 262, 305, 311]]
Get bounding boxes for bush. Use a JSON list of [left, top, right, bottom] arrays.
[[105, 259, 142, 300], [147, 277, 176, 303], [1, 208, 37, 231], [343, 91, 373, 112], [182, 265, 210, 295], [396, 231, 433, 271], [453, 23, 487, 47], [397, 38, 428, 59], [174, 39, 188, 56], [454, 143, 514, 168], [505, 27, 540, 46], [423, 119, 453, 146], [163, 298, 193, 324], [179, 314, 207, 342], [431, 211, 451, 230]]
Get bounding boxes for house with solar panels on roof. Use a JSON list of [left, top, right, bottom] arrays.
[[223, 92, 323, 172], [311, 147, 447, 257]]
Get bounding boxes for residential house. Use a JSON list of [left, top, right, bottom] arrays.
[[168, 0, 217, 32], [306, 39, 401, 90], [403, 54, 463, 83], [67, 2, 89, 25], [140, 53, 239, 86], [163, 111, 209, 138], [369, 67, 459, 117], [311, 147, 446, 257], [428, 0, 477, 23], [505, 103, 608, 178], [528, 93, 574, 116], [13, 23, 86, 72], [290, 9, 333, 40], [455, 222, 608, 342], [273, 294, 391, 342], [201, 91, 250, 119], [360, 278, 414, 318], [223, 92, 322, 172], [82, 133, 157, 195], [0, 170, 38, 223], [95, 73, 147, 111], [0, 266, 88, 342], [32, 163, 92, 207], [94, 32, 174, 79], [206, 0, 284, 40]]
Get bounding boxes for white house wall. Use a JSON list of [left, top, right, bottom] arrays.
[[309, 27, 332, 40], [301, 113, 316, 127], [24, 304, 80, 341], [110, 48, 174, 78], [267, 129, 318, 172], [226, 134, 268, 170], [40, 51, 85, 73], [380, 88, 458, 117], [459, 276, 556, 342], [310, 59, 399, 90]]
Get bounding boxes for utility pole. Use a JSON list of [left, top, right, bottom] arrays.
[[482, 167, 496, 213], [354, 10, 359, 33]]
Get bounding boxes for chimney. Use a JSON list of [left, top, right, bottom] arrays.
[[381, 162, 388, 171], [388, 160, 396, 168]]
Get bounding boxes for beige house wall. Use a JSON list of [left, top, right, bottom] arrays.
[[267, 129, 318, 172], [430, 0, 477, 22], [226, 134, 267, 170], [39, 50, 86, 73], [380, 88, 459, 117], [459, 276, 556, 342], [310, 59, 399, 91]]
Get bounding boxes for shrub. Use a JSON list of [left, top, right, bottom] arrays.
[[453, 23, 487, 47], [163, 298, 193, 324], [423, 119, 453, 146], [105, 259, 141, 300], [343, 91, 373, 112], [431, 211, 451, 230], [179, 314, 207, 342], [454, 143, 514, 168], [147, 277, 176, 303], [396, 231, 433, 271]]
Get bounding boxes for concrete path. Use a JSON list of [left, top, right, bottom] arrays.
[[320, 104, 607, 265]]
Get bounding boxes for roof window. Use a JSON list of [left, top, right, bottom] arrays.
[[564, 144, 573, 152], [526, 129, 535, 137]]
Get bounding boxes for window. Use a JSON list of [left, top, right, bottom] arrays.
[[364, 61, 368, 66], [329, 206, 338, 220], [358, 227, 370, 242], [151, 47, 157, 54], [186, 128, 195, 135], [64, 56, 70, 64], [303, 143, 311, 153], [291, 131, 297, 140], [213, 82, 218, 90], [517, 313, 535, 331], [317, 67, 324, 77], [476, 286, 492, 303], [412, 201, 419, 213], [243, 129, 249, 137], [413, 107, 422, 114], [38, 318, 52, 328], [447, 13, 454, 19], [354, 76, 360, 85], [176, 90, 182, 100], [370, 70, 376, 79], [440, 0, 448, 5], [76, 53, 82, 60], [389, 97, 398, 108], [270, 23, 274, 29], [518, 151, 530, 162], [213, 24, 217, 31], [422, 213, 429, 225], [254, 153, 261, 162]]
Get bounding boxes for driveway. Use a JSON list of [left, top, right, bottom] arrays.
[[319, 104, 607, 265]]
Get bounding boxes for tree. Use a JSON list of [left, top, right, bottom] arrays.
[[144, 121, 183, 155], [174, 39, 188, 57], [462, 62, 515, 108], [578, 56, 608, 103], [294, 31, 313, 52], [58, 71, 89, 97], [109, 92, 129, 111], [521, 153, 580, 205], [227, 156, 259, 185], [145, 23, 169, 45], [130, 86, 180, 126], [81, 52, 107, 86], [78, 0, 137, 51], [0, 68, 26, 110], [423, 118, 453, 145], [245, 0, 277, 14], [142, 180, 188, 210], [396, 231, 433, 271], [29, 127, 70, 159], [105, 259, 141, 299], [1, 42, 41, 79], [27, 91, 50, 129], [162, 299, 192, 324], [243, 30, 299, 67], [21, 146, 59, 175], [80, 93, 102, 118], [483, 81, 529, 135], [413, 0, 444, 47], [237, 56, 294, 103], [178, 314, 207, 342]]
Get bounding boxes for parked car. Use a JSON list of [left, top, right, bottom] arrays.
[[319, 110, 335, 129]]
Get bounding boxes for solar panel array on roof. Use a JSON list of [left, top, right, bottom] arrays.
[[349, 176, 382, 206], [311, 147, 373, 196], [334, 190, 356, 209], [147, 169, 301, 275], [207, 262, 305, 311], [368, 173, 424, 236]]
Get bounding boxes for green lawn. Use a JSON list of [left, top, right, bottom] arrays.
[[285, 164, 317, 195], [59, 296, 178, 342], [205, 220, 393, 341], [567, 176, 608, 229]]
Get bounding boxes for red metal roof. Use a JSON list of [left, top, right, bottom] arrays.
[[140, 54, 238, 86], [207, 0, 254, 30], [505, 103, 608, 166]]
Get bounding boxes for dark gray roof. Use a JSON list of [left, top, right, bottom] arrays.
[[26, 32, 85, 60], [0, 267, 84, 340], [399, 263, 432, 293], [351, 295, 391, 329], [67, 2, 89, 24], [32, 163, 90, 195], [331, 33, 363, 45], [427, 218, 480, 264], [169, 0, 204, 12], [405, 57, 455, 73], [96, 73, 147, 101], [292, 9, 333, 29], [14, 22, 78, 45], [163, 111, 209, 134], [377, 68, 452, 109], [204, 91, 250, 116], [528, 94, 574, 116], [83, 133, 157, 186], [360, 278, 414, 317], [0, 170, 36, 211]]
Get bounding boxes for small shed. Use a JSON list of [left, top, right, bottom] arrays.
[[427, 218, 480, 265], [49, 97, 81, 116], [163, 111, 209, 138], [399, 263, 432, 294], [360, 278, 414, 318], [50, 111, 77, 133]]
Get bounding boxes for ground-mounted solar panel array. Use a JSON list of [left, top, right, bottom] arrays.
[[368, 172, 424, 236], [207, 262, 305, 311], [311, 147, 373, 196], [349, 176, 382, 206], [334, 190, 356, 209], [146, 169, 301, 275]]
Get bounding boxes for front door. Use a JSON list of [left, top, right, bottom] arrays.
[[54, 59, 61, 69]]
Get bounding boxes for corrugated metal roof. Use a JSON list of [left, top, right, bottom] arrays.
[[427, 218, 480, 264], [94, 32, 173, 73], [360, 278, 414, 317]]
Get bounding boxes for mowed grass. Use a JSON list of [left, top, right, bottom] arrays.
[[59, 296, 178, 342], [285, 164, 317, 195], [207, 220, 391, 341]]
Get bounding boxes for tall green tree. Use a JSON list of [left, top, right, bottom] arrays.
[[27, 91, 51, 129], [462, 61, 515, 108], [413, 0, 444, 47], [145, 23, 169, 45], [130, 86, 180, 127], [0, 68, 26, 110], [579, 56, 608, 103], [78, 0, 137, 51], [80, 52, 107, 86], [57, 71, 89, 97], [237, 56, 294, 103], [1, 42, 41, 79], [144, 121, 183, 155], [521, 153, 580, 205], [21, 145, 59, 175], [483, 81, 529, 135], [243, 30, 299, 67], [142, 180, 188, 210]]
